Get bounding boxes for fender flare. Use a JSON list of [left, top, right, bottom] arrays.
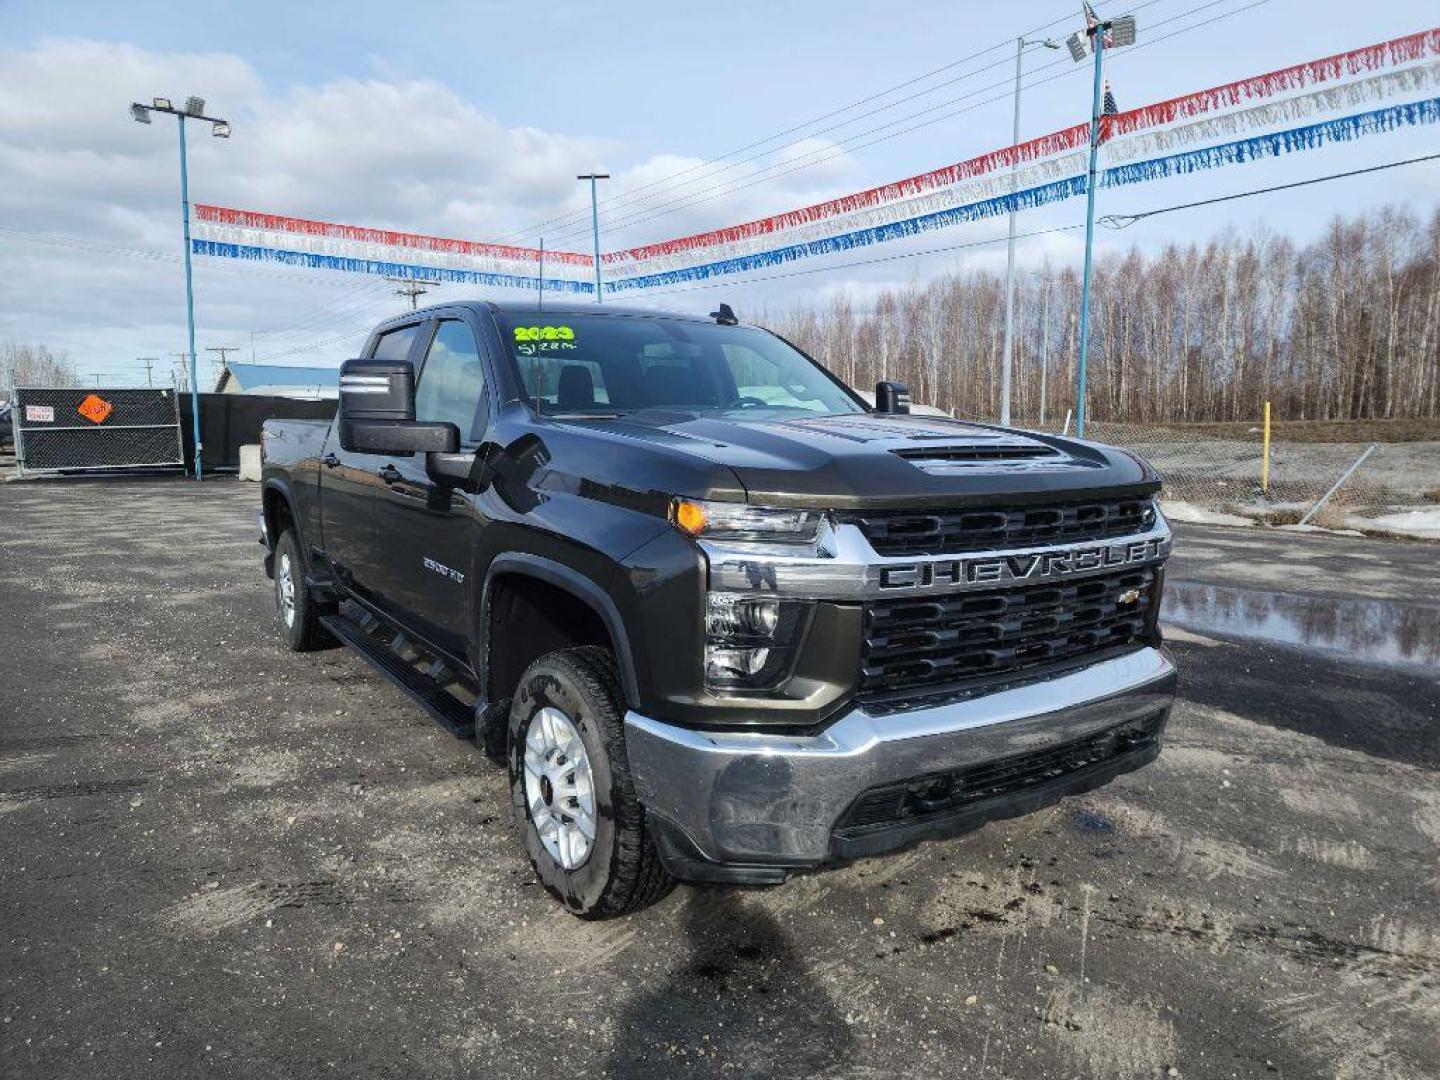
[[479, 553, 641, 709], [261, 478, 321, 578], [261, 479, 301, 541]]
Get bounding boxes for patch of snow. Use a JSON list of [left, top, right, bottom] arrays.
[[1354, 507, 1440, 541], [1160, 624, 1224, 647], [1273, 523, 1364, 537], [1159, 500, 1253, 527]]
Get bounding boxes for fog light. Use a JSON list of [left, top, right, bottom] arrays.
[[705, 646, 772, 685]]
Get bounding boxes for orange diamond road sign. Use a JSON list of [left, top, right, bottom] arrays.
[[77, 394, 113, 424]]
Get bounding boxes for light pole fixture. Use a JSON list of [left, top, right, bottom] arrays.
[[1000, 34, 1061, 428], [130, 94, 231, 479], [1068, 10, 1136, 438], [578, 173, 610, 303]]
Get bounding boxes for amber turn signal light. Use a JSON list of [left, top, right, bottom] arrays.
[[671, 499, 709, 536]]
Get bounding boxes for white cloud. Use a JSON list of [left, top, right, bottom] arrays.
[[0, 38, 869, 377]]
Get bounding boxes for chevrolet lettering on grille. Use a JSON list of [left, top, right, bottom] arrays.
[[877, 537, 1168, 592]]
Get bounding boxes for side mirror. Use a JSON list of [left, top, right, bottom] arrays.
[[337, 357, 458, 455], [875, 380, 911, 414]]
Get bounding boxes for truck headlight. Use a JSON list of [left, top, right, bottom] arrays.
[[671, 498, 823, 545], [704, 592, 809, 691]]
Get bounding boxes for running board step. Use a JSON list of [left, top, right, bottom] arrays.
[[320, 614, 475, 739]]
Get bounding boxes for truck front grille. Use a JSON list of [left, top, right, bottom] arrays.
[[858, 566, 1158, 712], [843, 497, 1153, 556], [834, 711, 1167, 835]]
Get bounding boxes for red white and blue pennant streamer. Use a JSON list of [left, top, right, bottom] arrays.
[[191, 28, 1440, 295], [605, 96, 1440, 292]]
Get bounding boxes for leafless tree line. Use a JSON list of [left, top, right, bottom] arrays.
[[763, 205, 1440, 423], [2, 342, 76, 396]]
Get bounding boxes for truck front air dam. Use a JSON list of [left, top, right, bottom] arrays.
[[625, 646, 1176, 883]]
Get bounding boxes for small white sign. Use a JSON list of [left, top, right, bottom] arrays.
[[25, 405, 55, 423]]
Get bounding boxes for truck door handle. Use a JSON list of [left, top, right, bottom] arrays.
[[322, 453, 341, 469], [377, 464, 403, 484]]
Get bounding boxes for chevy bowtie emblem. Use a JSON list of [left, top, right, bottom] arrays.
[[1118, 587, 1142, 605]]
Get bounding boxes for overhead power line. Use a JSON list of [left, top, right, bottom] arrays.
[[545, 0, 1270, 247], [1100, 151, 1440, 227], [491, 0, 1172, 244], [631, 224, 1085, 299], [630, 150, 1440, 299]]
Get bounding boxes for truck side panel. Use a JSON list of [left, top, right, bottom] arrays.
[[261, 418, 330, 563]]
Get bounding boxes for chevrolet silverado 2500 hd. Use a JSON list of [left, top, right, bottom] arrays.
[[260, 300, 1175, 917]]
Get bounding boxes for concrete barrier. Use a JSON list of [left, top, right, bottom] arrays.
[[238, 444, 262, 481]]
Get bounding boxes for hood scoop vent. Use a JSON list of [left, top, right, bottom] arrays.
[[891, 438, 1064, 474]]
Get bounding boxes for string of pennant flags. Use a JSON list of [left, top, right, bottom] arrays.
[[191, 26, 1440, 298]]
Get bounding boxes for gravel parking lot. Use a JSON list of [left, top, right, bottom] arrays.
[[2, 475, 1437, 1080]]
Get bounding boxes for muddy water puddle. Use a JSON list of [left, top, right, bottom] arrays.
[[1163, 580, 1440, 669]]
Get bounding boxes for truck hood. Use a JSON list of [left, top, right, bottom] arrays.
[[554, 410, 1157, 509]]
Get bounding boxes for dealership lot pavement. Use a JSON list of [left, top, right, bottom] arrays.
[[2, 476, 1437, 1080]]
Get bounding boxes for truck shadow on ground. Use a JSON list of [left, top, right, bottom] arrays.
[[603, 889, 855, 1078]]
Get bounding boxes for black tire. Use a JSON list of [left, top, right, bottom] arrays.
[[508, 646, 674, 918], [273, 529, 332, 652]]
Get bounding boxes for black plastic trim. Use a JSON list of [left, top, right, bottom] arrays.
[[829, 739, 1162, 862], [479, 553, 641, 709], [646, 814, 791, 885], [319, 612, 476, 739]]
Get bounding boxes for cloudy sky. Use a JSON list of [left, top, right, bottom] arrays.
[[2, 0, 1437, 387]]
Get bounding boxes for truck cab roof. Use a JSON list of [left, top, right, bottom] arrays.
[[378, 299, 726, 329]]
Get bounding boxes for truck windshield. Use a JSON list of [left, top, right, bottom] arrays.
[[496, 313, 865, 418]]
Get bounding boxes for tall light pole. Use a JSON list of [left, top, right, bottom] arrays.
[[577, 173, 610, 303], [1036, 271, 1052, 426], [1000, 35, 1060, 427], [131, 95, 231, 479], [1066, 12, 1136, 438]]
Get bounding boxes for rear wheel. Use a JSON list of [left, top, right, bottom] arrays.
[[273, 529, 331, 652], [508, 646, 673, 917]]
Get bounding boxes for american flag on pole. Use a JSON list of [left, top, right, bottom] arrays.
[[1103, 80, 1120, 115], [1084, 1, 1114, 48]]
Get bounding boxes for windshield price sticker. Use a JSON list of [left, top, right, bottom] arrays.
[[514, 325, 578, 356]]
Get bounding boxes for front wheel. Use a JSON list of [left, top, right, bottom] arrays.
[[508, 646, 674, 918]]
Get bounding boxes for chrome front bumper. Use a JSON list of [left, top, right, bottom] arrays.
[[625, 646, 1176, 880]]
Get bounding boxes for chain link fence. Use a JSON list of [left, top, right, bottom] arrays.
[[1027, 417, 1440, 540], [14, 386, 184, 476]]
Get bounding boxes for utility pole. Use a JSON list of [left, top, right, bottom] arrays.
[[205, 346, 240, 391], [1039, 276, 1051, 426], [137, 357, 158, 387], [386, 277, 430, 311], [577, 173, 610, 303], [1000, 35, 1060, 427], [171, 352, 190, 392]]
